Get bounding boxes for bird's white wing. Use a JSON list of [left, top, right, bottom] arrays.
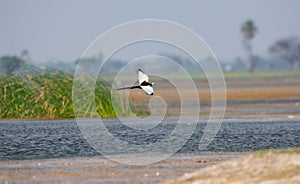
[[138, 69, 149, 85], [141, 85, 153, 95]]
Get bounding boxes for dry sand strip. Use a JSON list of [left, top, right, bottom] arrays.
[[0, 152, 247, 184], [162, 149, 300, 184]]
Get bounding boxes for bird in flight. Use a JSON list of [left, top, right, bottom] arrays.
[[116, 69, 155, 95]]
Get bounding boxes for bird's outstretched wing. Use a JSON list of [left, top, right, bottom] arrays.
[[141, 85, 153, 95], [138, 69, 149, 85]]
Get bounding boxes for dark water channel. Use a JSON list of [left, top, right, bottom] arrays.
[[0, 118, 299, 160]]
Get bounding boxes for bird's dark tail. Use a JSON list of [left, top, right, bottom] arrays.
[[116, 85, 141, 90]]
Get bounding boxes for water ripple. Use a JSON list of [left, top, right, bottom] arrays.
[[0, 119, 299, 160]]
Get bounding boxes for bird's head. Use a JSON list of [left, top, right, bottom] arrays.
[[151, 82, 155, 86]]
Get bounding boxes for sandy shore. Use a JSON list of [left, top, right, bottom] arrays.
[[2, 149, 299, 184], [163, 149, 300, 184], [0, 152, 249, 184]]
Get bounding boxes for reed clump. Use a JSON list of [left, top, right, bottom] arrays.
[[0, 70, 118, 119]]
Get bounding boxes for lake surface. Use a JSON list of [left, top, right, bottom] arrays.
[[0, 117, 299, 160]]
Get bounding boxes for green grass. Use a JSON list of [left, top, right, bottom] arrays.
[[0, 71, 122, 119]]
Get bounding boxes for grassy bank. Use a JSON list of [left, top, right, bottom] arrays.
[[0, 71, 119, 119]]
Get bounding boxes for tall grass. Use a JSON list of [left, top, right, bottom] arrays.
[[0, 70, 119, 119]]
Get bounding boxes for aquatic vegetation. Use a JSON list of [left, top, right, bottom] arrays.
[[0, 70, 119, 119]]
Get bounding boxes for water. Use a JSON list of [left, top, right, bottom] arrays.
[[0, 118, 299, 160]]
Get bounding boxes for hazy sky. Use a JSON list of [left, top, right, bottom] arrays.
[[0, 0, 300, 62]]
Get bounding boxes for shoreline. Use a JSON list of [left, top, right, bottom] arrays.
[[0, 152, 250, 184], [1, 149, 299, 183], [1, 75, 300, 120]]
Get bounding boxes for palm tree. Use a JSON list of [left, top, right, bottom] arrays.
[[241, 20, 257, 72]]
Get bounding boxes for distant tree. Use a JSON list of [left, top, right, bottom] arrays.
[[75, 54, 103, 75], [0, 55, 25, 75], [269, 37, 300, 70], [75, 53, 130, 74], [20, 49, 30, 61], [240, 20, 257, 72]]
